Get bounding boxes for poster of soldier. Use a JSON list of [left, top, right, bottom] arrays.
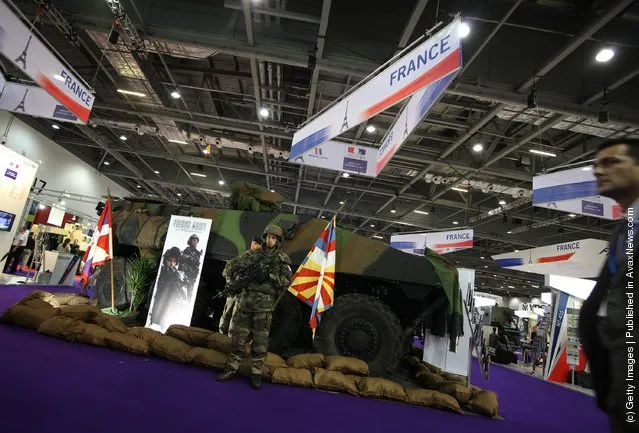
[[146, 215, 212, 333]]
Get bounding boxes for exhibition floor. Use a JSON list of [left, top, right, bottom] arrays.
[[0, 285, 608, 433]]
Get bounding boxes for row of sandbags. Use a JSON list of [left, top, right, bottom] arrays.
[[403, 355, 500, 418], [0, 291, 498, 418]]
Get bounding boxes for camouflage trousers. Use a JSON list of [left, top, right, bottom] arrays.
[[226, 309, 272, 375], [218, 296, 237, 335]]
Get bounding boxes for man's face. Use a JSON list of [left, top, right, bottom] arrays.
[[594, 144, 639, 200], [265, 234, 277, 248], [250, 241, 261, 250], [189, 238, 199, 247]]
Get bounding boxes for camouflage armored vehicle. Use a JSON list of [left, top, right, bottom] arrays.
[[97, 183, 463, 375]]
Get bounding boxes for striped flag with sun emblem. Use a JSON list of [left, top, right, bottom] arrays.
[[288, 216, 337, 337]]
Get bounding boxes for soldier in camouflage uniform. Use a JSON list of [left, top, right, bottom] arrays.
[[217, 225, 292, 389], [218, 236, 262, 335], [148, 247, 189, 331], [179, 234, 202, 293]]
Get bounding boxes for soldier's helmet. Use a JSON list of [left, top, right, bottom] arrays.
[[163, 246, 182, 262], [188, 234, 199, 244], [262, 224, 283, 243]]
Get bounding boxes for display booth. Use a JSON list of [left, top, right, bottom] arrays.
[[0, 146, 39, 259], [422, 268, 474, 379], [543, 274, 595, 384]]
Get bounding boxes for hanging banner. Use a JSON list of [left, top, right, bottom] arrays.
[[376, 72, 457, 174], [146, 215, 211, 333], [391, 229, 474, 255], [532, 166, 621, 220], [289, 139, 378, 177], [0, 77, 81, 123], [0, 1, 94, 123], [289, 18, 462, 159], [565, 308, 580, 366], [491, 238, 608, 279]]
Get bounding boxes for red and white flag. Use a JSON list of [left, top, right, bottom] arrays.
[[79, 198, 113, 288]]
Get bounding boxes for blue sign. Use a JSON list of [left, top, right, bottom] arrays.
[[53, 104, 78, 121], [4, 168, 17, 180], [582, 200, 604, 216]]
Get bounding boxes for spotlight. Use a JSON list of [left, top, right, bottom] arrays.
[[458, 22, 470, 38], [498, 200, 506, 205], [218, 180, 225, 185], [366, 125, 376, 133], [259, 107, 270, 118], [472, 143, 483, 152], [154, 170, 160, 174], [52, 124, 60, 130], [342, 173, 350, 178], [103, 161, 110, 166], [170, 90, 181, 99], [120, 135, 127, 141], [595, 48, 614, 63], [390, 208, 397, 214], [452, 221, 459, 225]]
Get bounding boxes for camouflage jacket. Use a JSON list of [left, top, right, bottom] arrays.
[[235, 246, 292, 312], [222, 250, 251, 282]]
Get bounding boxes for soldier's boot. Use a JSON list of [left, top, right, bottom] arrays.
[[251, 374, 262, 389], [217, 369, 237, 382]]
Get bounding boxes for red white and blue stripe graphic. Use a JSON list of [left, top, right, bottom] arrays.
[[532, 180, 598, 204], [79, 198, 113, 288], [495, 252, 575, 268]]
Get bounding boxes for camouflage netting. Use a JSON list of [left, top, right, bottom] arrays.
[[0, 291, 500, 419], [230, 182, 283, 212]]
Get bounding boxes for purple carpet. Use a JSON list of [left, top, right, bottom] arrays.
[[0, 285, 608, 433]]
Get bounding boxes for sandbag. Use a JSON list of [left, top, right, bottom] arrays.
[[65, 294, 91, 306], [1, 301, 60, 330], [206, 332, 232, 354], [437, 382, 472, 405], [416, 372, 445, 390], [74, 322, 112, 347], [469, 384, 483, 398], [238, 352, 288, 379], [90, 312, 128, 334], [166, 325, 213, 348], [356, 377, 407, 402], [413, 364, 431, 378], [59, 304, 101, 321], [423, 361, 442, 375], [441, 372, 468, 385], [406, 389, 463, 414], [324, 356, 369, 376], [313, 368, 359, 396], [271, 367, 315, 388], [37, 316, 81, 341], [48, 293, 78, 307], [403, 356, 422, 372], [287, 353, 325, 369], [189, 347, 228, 370], [128, 327, 163, 345], [468, 390, 499, 418], [151, 335, 194, 363], [105, 332, 150, 356]]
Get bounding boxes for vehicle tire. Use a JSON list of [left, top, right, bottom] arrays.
[[95, 257, 131, 310], [313, 293, 403, 376], [269, 292, 302, 355]]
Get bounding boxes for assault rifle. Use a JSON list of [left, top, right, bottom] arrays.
[[212, 254, 276, 300]]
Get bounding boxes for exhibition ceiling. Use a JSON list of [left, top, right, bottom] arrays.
[[2, 0, 639, 296]]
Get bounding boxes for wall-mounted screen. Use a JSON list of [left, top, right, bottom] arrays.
[[0, 210, 16, 232]]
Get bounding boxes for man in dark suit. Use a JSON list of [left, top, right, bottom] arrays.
[[580, 138, 639, 432]]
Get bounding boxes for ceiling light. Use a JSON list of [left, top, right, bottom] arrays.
[[342, 173, 350, 178], [177, 193, 182, 197], [120, 135, 127, 141], [529, 149, 557, 157], [170, 90, 181, 99], [390, 208, 397, 214], [498, 199, 506, 205], [136, 185, 141, 188], [366, 125, 376, 133], [472, 143, 483, 152], [259, 107, 270, 118], [508, 285, 515, 289], [103, 161, 110, 166], [414, 210, 429, 215], [51, 124, 60, 130], [154, 170, 160, 174], [190, 172, 207, 177], [270, 189, 275, 192], [458, 22, 470, 38], [507, 231, 512, 234], [568, 213, 576, 217], [452, 221, 459, 225], [484, 265, 488, 268], [218, 180, 225, 185], [373, 235, 383, 239], [451, 187, 467, 192], [370, 224, 375, 228], [117, 89, 146, 97], [582, 166, 592, 171], [168, 139, 187, 144], [514, 249, 519, 252], [595, 48, 614, 63], [339, 201, 344, 205]]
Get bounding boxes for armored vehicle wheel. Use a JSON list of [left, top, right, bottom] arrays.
[[95, 257, 131, 310], [313, 293, 403, 376], [269, 292, 302, 355]]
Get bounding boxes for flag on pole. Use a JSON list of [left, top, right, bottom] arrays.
[[79, 197, 113, 288], [288, 217, 337, 336]]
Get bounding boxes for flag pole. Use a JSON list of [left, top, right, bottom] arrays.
[[108, 188, 115, 312], [273, 200, 346, 310]]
